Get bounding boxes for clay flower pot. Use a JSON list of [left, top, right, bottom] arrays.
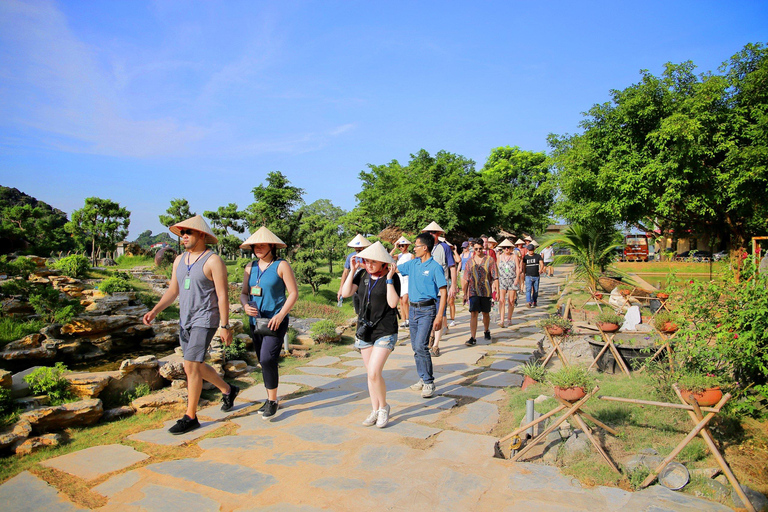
[[620, 289, 632, 297], [521, 375, 537, 391], [594, 293, 604, 300], [546, 325, 565, 336], [656, 292, 669, 300], [681, 387, 723, 407], [598, 322, 620, 333], [554, 386, 586, 402], [660, 322, 679, 334]]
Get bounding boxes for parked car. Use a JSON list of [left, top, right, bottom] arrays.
[[675, 250, 712, 262]]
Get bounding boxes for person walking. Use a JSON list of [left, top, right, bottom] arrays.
[[337, 234, 371, 304], [446, 240, 460, 328], [143, 215, 236, 435], [239, 226, 299, 420], [397, 233, 447, 398], [391, 236, 413, 328], [523, 244, 544, 307], [496, 239, 519, 327], [541, 244, 555, 277], [421, 222, 456, 357], [341, 242, 400, 428], [462, 239, 499, 345]]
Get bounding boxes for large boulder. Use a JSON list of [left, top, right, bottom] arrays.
[[140, 332, 178, 346], [4, 334, 46, 351], [60, 315, 135, 335], [0, 369, 12, 389], [103, 367, 164, 397], [0, 420, 32, 451], [19, 399, 103, 432], [119, 355, 159, 373], [11, 367, 44, 398], [14, 433, 62, 455], [1, 298, 34, 316], [224, 360, 248, 377], [132, 388, 187, 413], [159, 361, 186, 381], [64, 372, 112, 398]]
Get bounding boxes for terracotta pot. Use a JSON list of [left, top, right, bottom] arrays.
[[660, 322, 678, 334], [594, 293, 604, 300], [681, 387, 723, 407], [546, 325, 565, 336], [656, 292, 669, 300], [620, 289, 632, 297], [521, 375, 537, 391], [554, 386, 586, 402], [598, 322, 620, 333]]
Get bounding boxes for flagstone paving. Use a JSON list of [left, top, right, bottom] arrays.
[[0, 273, 731, 511]]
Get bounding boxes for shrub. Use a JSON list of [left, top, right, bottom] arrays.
[[0, 387, 15, 416], [595, 311, 624, 325], [236, 257, 252, 270], [548, 366, 595, 390], [520, 361, 547, 382], [677, 370, 724, 394], [123, 383, 151, 403], [23, 363, 72, 404], [0, 255, 37, 279], [310, 319, 340, 341], [224, 338, 248, 361], [99, 276, 135, 294], [653, 312, 680, 331], [0, 317, 46, 346], [28, 285, 83, 323], [52, 255, 91, 278], [537, 315, 572, 332]]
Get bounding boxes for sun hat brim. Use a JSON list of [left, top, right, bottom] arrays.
[[395, 236, 411, 245], [421, 221, 445, 233], [498, 239, 514, 248], [347, 234, 372, 248], [356, 241, 394, 265], [170, 215, 218, 245], [239, 226, 287, 249]]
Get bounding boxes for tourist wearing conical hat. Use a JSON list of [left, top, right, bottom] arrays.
[[341, 242, 401, 428], [143, 215, 237, 435], [496, 239, 519, 328], [390, 236, 413, 328], [421, 222, 456, 357], [239, 226, 298, 420], [337, 234, 372, 303]]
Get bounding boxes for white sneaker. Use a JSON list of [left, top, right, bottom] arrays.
[[421, 382, 435, 398], [449, 320, 456, 327], [405, 320, 409, 327], [410, 379, 424, 391], [362, 410, 378, 427], [376, 404, 390, 428]]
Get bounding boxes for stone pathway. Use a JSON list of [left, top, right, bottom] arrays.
[[0, 274, 730, 511]]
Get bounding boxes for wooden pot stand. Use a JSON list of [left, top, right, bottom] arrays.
[[587, 324, 632, 377]]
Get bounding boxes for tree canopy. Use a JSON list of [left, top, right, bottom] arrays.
[[65, 197, 130, 263], [0, 186, 72, 255], [246, 171, 305, 248]]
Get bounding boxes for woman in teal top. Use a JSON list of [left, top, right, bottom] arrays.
[[239, 227, 298, 420]]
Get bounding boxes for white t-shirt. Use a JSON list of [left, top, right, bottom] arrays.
[[541, 246, 554, 262]]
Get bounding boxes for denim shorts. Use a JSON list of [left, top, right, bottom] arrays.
[[355, 333, 397, 351]]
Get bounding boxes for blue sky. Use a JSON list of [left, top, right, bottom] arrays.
[[1, 0, 766, 239]]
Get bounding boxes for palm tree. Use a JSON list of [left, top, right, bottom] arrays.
[[539, 224, 625, 291]]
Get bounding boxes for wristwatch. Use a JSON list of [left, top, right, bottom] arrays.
[[220, 324, 232, 330]]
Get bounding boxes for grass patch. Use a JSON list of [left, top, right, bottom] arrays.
[[114, 255, 155, 269], [0, 317, 45, 346], [615, 261, 727, 275]]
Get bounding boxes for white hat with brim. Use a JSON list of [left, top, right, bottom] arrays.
[[515, 239, 526, 245], [422, 221, 445, 233], [347, 234, 372, 248], [524, 236, 533, 242], [531, 240, 540, 247], [487, 237, 498, 244], [170, 215, 218, 245], [395, 236, 411, 245], [239, 226, 287, 249], [498, 239, 515, 248], [357, 241, 394, 265]]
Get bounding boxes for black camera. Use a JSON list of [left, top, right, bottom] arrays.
[[356, 319, 375, 340]]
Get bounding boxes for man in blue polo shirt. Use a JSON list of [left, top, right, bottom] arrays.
[[397, 232, 447, 398]]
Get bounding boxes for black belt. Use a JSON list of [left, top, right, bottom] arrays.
[[410, 299, 436, 307]]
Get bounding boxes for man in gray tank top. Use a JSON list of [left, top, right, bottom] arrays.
[[143, 215, 238, 435]]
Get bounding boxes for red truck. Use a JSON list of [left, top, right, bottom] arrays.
[[623, 235, 650, 262]]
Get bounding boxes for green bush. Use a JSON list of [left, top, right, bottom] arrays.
[[310, 319, 339, 341], [99, 276, 135, 294], [224, 338, 248, 361], [122, 383, 151, 403], [520, 361, 548, 382], [548, 366, 595, 390], [595, 311, 624, 325], [0, 387, 15, 416], [28, 285, 83, 323], [52, 255, 91, 278], [23, 363, 72, 404], [0, 317, 46, 346], [0, 256, 37, 279], [537, 315, 572, 332], [236, 257, 252, 270]]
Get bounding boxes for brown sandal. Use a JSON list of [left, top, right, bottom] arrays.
[[430, 346, 440, 357]]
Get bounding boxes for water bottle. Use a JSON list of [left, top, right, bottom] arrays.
[[337, 297, 343, 308]]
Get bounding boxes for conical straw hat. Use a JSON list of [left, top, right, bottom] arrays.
[[487, 237, 498, 244], [395, 236, 411, 245], [524, 236, 533, 241], [497, 239, 514, 248], [357, 241, 394, 265], [421, 221, 445, 233], [239, 226, 287, 249], [347, 234, 372, 248], [531, 240, 540, 247], [515, 238, 526, 245], [170, 215, 218, 244]]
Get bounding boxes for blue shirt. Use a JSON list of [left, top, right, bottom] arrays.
[[248, 259, 286, 321], [397, 257, 447, 302], [344, 251, 362, 270]]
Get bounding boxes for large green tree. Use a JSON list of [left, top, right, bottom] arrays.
[[204, 203, 245, 259], [549, 43, 768, 251], [0, 186, 72, 255], [159, 198, 195, 252], [245, 171, 305, 250], [296, 199, 347, 273], [65, 197, 130, 263]]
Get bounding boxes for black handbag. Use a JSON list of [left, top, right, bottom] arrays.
[[253, 317, 280, 337]]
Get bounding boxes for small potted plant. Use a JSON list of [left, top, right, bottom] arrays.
[[595, 311, 624, 333], [537, 315, 572, 336], [655, 289, 670, 300], [619, 287, 633, 297], [548, 366, 595, 402], [520, 361, 547, 391], [677, 370, 724, 407], [653, 312, 680, 334], [594, 292, 604, 300]]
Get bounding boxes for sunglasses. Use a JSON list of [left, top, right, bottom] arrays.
[[179, 229, 196, 236]]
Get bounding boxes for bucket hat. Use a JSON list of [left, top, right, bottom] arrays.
[[239, 226, 287, 249], [347, 234, 372, 248], [170, 215, 218, 245], [357, 241, 395, 265], [395, 236, 411, 246], [421, 221, 445, 233]]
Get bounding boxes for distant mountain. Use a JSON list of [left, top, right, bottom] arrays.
[[132, 230, 175, 249]]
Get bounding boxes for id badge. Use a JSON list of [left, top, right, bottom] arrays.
[[250, 285, 262, 297], [184, 277, 191, 290]]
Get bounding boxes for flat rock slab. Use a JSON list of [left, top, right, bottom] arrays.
[[41, 444, 148, 480], [266, 450, 342, 467], [357, 444, 410, 469], [379, 420, 442, 439], [0, 471, 84, 511], [489, 359, 522, 371], [296, 366, 346, 376], [286, 423, 357, 445], [306, 356, 341, 366], [197, 401, 252, 421], [339, 351, 362, 358], [425, 430, 497, 463], [146, 458, 277, 495], [129, 418, 227, 446], [280, 374, 344, 389], [473, 370, 524, 388], [127, 483, 220, 512], [446, 401, 499, 433], [236, 506, 327, 512], [238, 383, 301, 402], [433, 467, 492, 509], [341, 359, 365, 367], [91, 471, 141, 497], [198, 434, 275, 451], [231, 411, 299, 431], [439, 385, 506, 402]]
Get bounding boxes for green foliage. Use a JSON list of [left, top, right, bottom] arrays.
[[204, 203, 246, 259], [23, 363, 72, 404], [28, 285, 83, 324], [677, 370, 724, 394], [65, 197, 130, 264], [236, 257, 252, 270], [224, 338, 248, 361], [520, 361, 548, 382], [0, 186, 73, 255], [296, 199, 348, 273], [653, 311, 680, 330], [0, 255, 37, 279], [131, 230, 174, 249], [537, 315, 572, 332], [595, 311, 625, 325], [159, 198, 195, 253], [99, 276, 135, 294], [123, 383, 151, 403], [51, 254, 91, 278], [0, 387, 15, 416], [0, 317, 46, 346], [245, 171, 305, 249], [628, 466, 651, 490], [310, 319, 339, 341], [114, 255, 154, 268], [548, 366, 595, 390], [293, 250, 332, 294]]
